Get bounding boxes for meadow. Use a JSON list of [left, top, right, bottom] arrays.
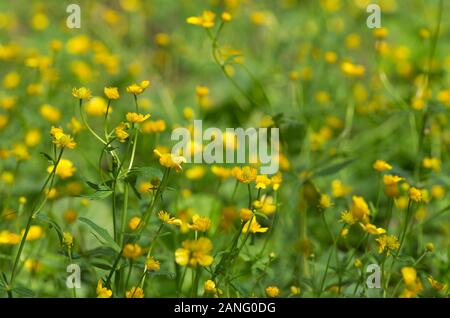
[[0, 0, 449, 298]]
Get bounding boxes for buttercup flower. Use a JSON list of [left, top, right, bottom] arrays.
[[72, 87, 91, 99], [115, 122, 129, 142], [233, 166, 257, 184], [350, 196, 370, 222], [175, 237, 214, 267], [22, 225, 44, 241], [126, 287, 144, 298], [189, 214, 211, 232], [360, 223, 386, 235], [265, 286, 279, 298], [126, 112, 151, 123], [123, 243, 143, 259], [126, 80, 150, 95], [145, 256, 161, 272], [186, 11, 216, 28], [104, 86, 120, 100], [47, 159, 76, 179], [255, 175, 271, 189], [96, 280, 112, 298], [158, 211, 182, 226], [242, 218, 268, 234], [409, 187, 422, 202], [373, 160, 392, 172], [154, 149, 186, 172], [50, 127, 76, 149], [376, 234, 400, 256], [128, 216, 141, 231]]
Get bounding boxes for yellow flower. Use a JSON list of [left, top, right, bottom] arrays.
[[204, 279, 216, 293], [0, 230, 21, 245], [72, 87, 91, 99], [126, 112, 151, 123], [422, 157, 441, 172], [431, 185, 445, 199], [128, 216, 141, 231], [32, 13, 49, 30], [158, 211, 182, 226], [271, 172, 282, 191], [211, 166, 231, 180], [24, 259, 43, 272], [187, 11, 216, 29], [233, 166, 257, 184], [40, 104, 61, 122], [359, 223, 386, 235], [145, 256, 161, 272], [401, 267, 423, 298], [85, 97, 108, 116], [340, 228, 349, 238], [373, 160, 392, 172], [48, 159, 76, 179], [22, 225, 44, 241], [331, 179, 352, 197], [67, 117, 83, 134], [64, 209, 77, 224], [154, 149, 186, 172], [239, 208, 254, 221], [126, 287, 144, 298], [154, 32, 171, 46], [96, 280, 112, 298], [221, 12, 232, 22], [175, 237, 214, 267], [25, 129, 41, 147], [185, 166, 206, 180], [11, 143, 30, 161], [63, 232, 74, 248], [350, 196, 370, 222], [375, 235, 400, 256], [319, 194, 332, 209], [425, 242, 435, 252], [1, 171, 14, 184], [255, 175, 271, 189], [340, 61, 365, 77], [242, 218, 268, 234], [126, 80, 150, 95], [3, 71, 20, 89], [115, 122, 129, 142], [142, 120, 166, 133], [383, 174, 404, 197], [427, 276, 447, 292], [189, 214, 211, 232], [265, 286, 279, 298], [290, 286, 301, 295], [123, 243, 143, 259], [183, 107, 194, 120], [253, 195, 276, 215], [50, 127, 76, 149], [409, 187, 422, 202], [383, 174, 404, 185], [354, 259, 363, 268], [104, 87, 120, 100], [66, 34, 90, 54]]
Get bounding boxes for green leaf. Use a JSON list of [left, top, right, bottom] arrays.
[[91, 261, 113, 271], [40, 152, 54, 163], [78, 217, 120, 252], [254, 211, 269, 220], [86, 181, 102, 191], [13, 286, 35, 297], [81, 190, 113, 200], [312, 158, 357, 178]]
